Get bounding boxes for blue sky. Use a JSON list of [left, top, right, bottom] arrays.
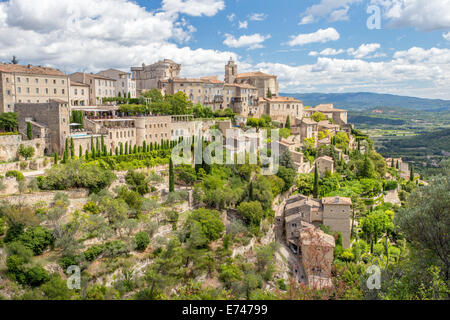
[[0, 0, 450, 99]]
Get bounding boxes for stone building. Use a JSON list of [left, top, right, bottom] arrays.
[[69, 80, 89, 107], [303, 104, 348, 125], [160, 76, 225, 111], [69, 72, 116, 106], [15, 99, 70, 154], [132, 59, 181, 95], [97, 69, 136, 99], [225, 58, 278, 98], [258, 96, 303, 123], [0, 63, 69, 113], [315, 156, 335, 176], [284, 194, 352, 248]]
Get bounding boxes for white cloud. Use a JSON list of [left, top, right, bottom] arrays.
[[309, 48, 345, 56], [371, 0, 450, 31], [444, 32, 450, 40], [299, 0, 361, 24], [161, 0, 225, 17], [0, 0, 236, 78], [255, 46, 450, 99], [223, 33, 271, 50], [238, 21, 248, 29], [249, 13, 268, 21], [227, 13, 235, 22], [288, 28, 340, 46], [347, 43, 381, 58]]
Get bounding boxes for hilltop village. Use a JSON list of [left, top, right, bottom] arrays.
[[0, 59, 440, 300]]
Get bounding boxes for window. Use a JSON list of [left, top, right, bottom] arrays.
[[7, 90, 11, 96], [81, 89, 84, 95], [26, 87, 30, 93], [62, 80, 65, 84], [74, 89, 78, 95], [54, 89, 57, 94], [26, 78, 29, 83], [62, 89, 65, 94], [53, 79, 56, 84], [45, 79, 48, 84], [45, 88, 48, 94], [35, 78, 38, 84], [36, 88, 39, 94], [17, 77, 21, 83], [5, 77, 9, 83]]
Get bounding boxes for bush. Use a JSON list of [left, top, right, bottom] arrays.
[[40, 160, 116, 193], [219, 264, 243, 287], [383, 180, 398, 191], [188, 209, 225, 242], [135, 231, 150, 251], [17, 226, 54, 255], [5, 170, 25, 182], [84, 245, 105, 261], [83, 201, 101, 215]]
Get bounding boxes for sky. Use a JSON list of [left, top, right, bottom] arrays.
[[0, 0, 449, 99]]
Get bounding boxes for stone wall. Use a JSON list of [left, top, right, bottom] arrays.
[[0, 134, 45, 162], [1, 189, 89, 206]]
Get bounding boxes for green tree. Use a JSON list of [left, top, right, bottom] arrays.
[[285, 115, 291, 129], [17, 144, 35, 160], [395, 174, 450, 280], [26, 121, 33, 140], [237, 201, 264, 227], [311, 112, 326, 122], [266, 88, 272, 98], [135, 231, 150, 251], [313, 165, 319, 198], [169, 158, 175, 192], [187, 208, 225, 242]]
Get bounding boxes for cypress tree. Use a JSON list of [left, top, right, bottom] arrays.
[[65, 138, 69, 154], [115, 147, 118, 155], [143, 141, 146, 152], [313, 165, 319, 198], [357, 140, 361, 151], [409, 164, 414, 181], [285, 115, 291, 129], [120, 143, 123, 155], [133, 145, 137, 154], [70, 138, 75, 159], [91, 136, 94, 152], [85, 149, 89, 160], [125, 142, 128, 155], [96, 137, 100, 152], [54, 153, 58, 165], [26, 121, 33, 140], [150, 142, 153, 151], [79, 145, 82, 158], [129, 143, 132, 154], [169, 158, 175, 193], [101, 135, 104, 150], [391, 158, 394, 167], [396, 160, 399, 169], [62, 149, 68, 164], [109, 149, 113, 156]]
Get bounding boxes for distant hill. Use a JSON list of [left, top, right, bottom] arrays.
[[281, 92, 450, 111]]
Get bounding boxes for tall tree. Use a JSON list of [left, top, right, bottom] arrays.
[[169, 158, 175, 192], [70, 138, 75, 159], [409, 164, 414, 181], [285, 115, 291, 129], [313, 165, 319, 198], [26, 121, 33, 140]]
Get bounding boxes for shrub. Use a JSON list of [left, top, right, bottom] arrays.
[[84, 245, 105, 261], [219, 264, 243, 287], [40, 160, 116, 193], [383, 180, 398, 191], [135, 231, 150, 251], [83, 201, 101, 215], [5, 170, 25, 182], [17, 226, 55, 255]]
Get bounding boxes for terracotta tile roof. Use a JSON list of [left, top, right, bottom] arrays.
[[224, 83, 257, 89], [321, 196, 352, 205], [300, 221, 335, 247], [311, 104, 347, 112], [70, 80, 89, 87], [70, 72, 116, 81], [316, 156, 334, 162], [264, 96, 302, 103], [301, 117, 318, 125], [0, 63, 66, 76], [236, 71, 276, 78]]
